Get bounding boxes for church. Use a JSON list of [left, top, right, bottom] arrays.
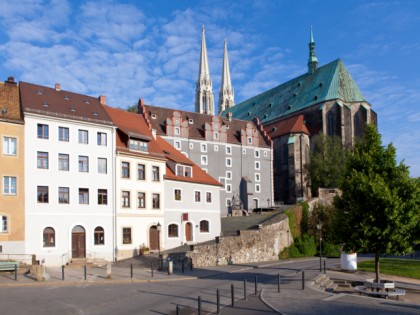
[[194, 27, 377, 204]]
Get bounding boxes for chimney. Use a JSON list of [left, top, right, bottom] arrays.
[[6, 76, 15, 84], [151, 128, 157, 139], [55, 83, 61, 91], [99, 95, 106, 105]]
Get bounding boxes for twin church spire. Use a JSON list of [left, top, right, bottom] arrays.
[[195, 26, 234, 116]]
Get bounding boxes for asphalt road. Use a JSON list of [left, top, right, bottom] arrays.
[[1, 258, 419, 315]]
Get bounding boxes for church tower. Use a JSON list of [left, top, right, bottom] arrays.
[[307, 26, 318, 74], [195, 25, 215, 115], [218, 39, 235, 115]]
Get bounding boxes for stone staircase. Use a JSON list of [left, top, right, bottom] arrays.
[[67, 257, 108, 268], [313, 273, 338, 293]]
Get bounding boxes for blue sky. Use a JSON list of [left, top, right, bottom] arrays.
[[0, 0, 419, 176]]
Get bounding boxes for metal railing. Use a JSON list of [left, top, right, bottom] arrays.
[[0, 254, 33, 265]]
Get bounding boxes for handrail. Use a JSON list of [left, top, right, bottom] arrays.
[[86, 249, 96, 261], [0, 254, 33, 264], [61, 250, 71, 266]]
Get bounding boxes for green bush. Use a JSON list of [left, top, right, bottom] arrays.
[[322, 243, 341, 258], [289, 245, 302, 258], [294, 234, 317, 257]]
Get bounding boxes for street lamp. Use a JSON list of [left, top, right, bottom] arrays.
[[157, 222, 162, 270], [317, 221, 323, 272]]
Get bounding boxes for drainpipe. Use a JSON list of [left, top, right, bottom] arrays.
[[112, 128, 116, 262]]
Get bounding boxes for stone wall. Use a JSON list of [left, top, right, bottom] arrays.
[[184, 214, 292, 267]]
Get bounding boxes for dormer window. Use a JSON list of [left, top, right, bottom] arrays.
[[189, 119, 194, 124], [129, 139, 148, 152], [175, 164, 192, 178]]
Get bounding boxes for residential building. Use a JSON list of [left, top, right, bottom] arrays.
[[21, 82, 116, 266], [138, 100, 273, 216], [0, 76, 25, 255], [156, 136, 222, 249], [104, 105, 166, 260]]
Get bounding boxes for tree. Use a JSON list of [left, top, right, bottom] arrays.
[[306, 134, 348, 196], [334, 124, 420, 282], [127, 104, 137, 113]]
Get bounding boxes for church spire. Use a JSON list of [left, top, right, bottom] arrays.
[[195, 25, 215, 115], [218, 38, 235, 115], [307, 26, 318, 74]]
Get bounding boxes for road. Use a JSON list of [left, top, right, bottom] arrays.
[[1, 258, 419, 314]]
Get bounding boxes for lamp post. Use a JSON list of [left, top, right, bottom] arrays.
[[157, 222, 161, 270], [317, 221, 322, 272]]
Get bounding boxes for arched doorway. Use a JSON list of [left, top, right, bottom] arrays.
[[185, 222, 192, 242], [72, 225, 86, 258], [149, 226, 159, 251]]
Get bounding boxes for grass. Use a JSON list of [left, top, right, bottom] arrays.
[[358, 258, 420, 279]]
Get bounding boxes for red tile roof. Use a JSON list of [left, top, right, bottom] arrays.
[[103, 105, 165, 159], [264, 114, 310, 139], [140, 103, 271, 148], [19, 81, 113, 126], [0, 78, 22, 122], [156, 136, 222, 187]]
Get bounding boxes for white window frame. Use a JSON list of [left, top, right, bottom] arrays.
[[3, 176, 17, 195], [213, 132, 219, 141], [206, 192, 212, 203], [264, 150, 268, 157], [199, 219, 210, 233], [226, 146, 232, 155], [255, 161, 261, 170], [255, 173, 261, 182], [255, 184, 261, 193], [98, 158, 107, 174], [78, 129, 89, 144], [189, 143, 194, 149], [174, 140, 181, 150], [97, 132, 107, 146], [174, 188, 182, 201], [226, 198, 232, 206], [214, 145, 218, 151], [201, 143, 207, 152], [194, 190, 201, 203], [254, 149, 260, 158], [243, 149, 246, 154], [2, 137, 17, 156], [201, 155, 208, 165], [174, 127, 180, 135], [58, 127, 69, 142], [226, 157, 232, 167], [226, 184, 232, 193], [226, 171, 232, 180]]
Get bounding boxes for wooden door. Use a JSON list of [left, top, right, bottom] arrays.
[[72, 232, 86, 258], [185, 222, 192, 242], [149, 226, 159, 251]]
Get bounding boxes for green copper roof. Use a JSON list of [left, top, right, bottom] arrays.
[[222, 59, 365, 124]]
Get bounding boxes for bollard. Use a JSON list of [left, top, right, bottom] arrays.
[[168, 260, 173, 275], [244, 279, 247, 300], [130, 264, 133, 278], [151, 263, 154, 277], [216, 289, 220, 314], [324, 260, 326, 274], [198, 296, 202, 315], [14, 264, 17, 281], [176, 305, 180, 315], [254, 275, 258, 295], [106, 263, 112, 279], [84, 265, 87, 280], [62, 265, 65, 281], [278, 274, 281, 293], [302, 270, 305, 290], [231, 283, 235, 307]]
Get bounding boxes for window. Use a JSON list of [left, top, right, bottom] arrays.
[[122, 227, 132, 244], [122, 191, 130, 208], [201, 155, 208, 165], [1, 216, 8, 233], [255, 150, 260, 158], [79, 156, 89, 172], [176, 165, 183, 176], [137, 192, 146, 208], [122, 162, 130, 178], [37, 186, 48, 203], [200, 220, 209, 233], [3, 137, 16, 156], [213, 132, 219, 140], [174, 140, 181, 150], [214, 145, 219, 152], [201, 143, 207, 152], [58, 187, 69, 204], [189, 143, 194, 149], [129, 139, 148, 152], [255, 161, 261, 170], [226, 184, 232, 192], [58, 127, 69, 142], [206, 192, 212, 203], [59, 154, 69, 171], [195, 191, 201, 202], [94, 227, 105, 245], [247, 137, 252, 144], [152, 193, 160, 209], [37, 124, 49, 139], [226, 171, 232, 179], [226, 146, 231, 155], [43, 227, 55, 247], [243, 149, 247, 154], [226, 198, 232, 206], [152, 166, 159, 181], [226, 158, 232, 167], [79, 188, 89, 204], [174, 127, 180, 135], [174, 189, 182, 201], [255, 173, 261, 182], [97, 132, 107, 146], [37, 152, 48, 169], [98, 189, 108, 205], [3, 176, 16, 195], [219, 177, 225, 188], [137, 164, 145, 180], [98, 158, 107, 174], [184, 166, 192, 177], [168, 224, 178, 238], [255, 184, 261, 193], [78, 129, 88, 144], [264, 150, 268, 157]]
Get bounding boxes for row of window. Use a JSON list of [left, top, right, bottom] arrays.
[[37, 124, 107, 146], [121, 162, 160, 181], [200, 156, 261, 170], [37, 186, 109, 205], [121, 191, 160, 209], [36, 152, 108, 173], [173, 189, 212, 203], [173, 140, 268, 157], [43, 226, 105, 247]]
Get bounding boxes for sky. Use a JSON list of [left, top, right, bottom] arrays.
[[0, 0, 419, 177]]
